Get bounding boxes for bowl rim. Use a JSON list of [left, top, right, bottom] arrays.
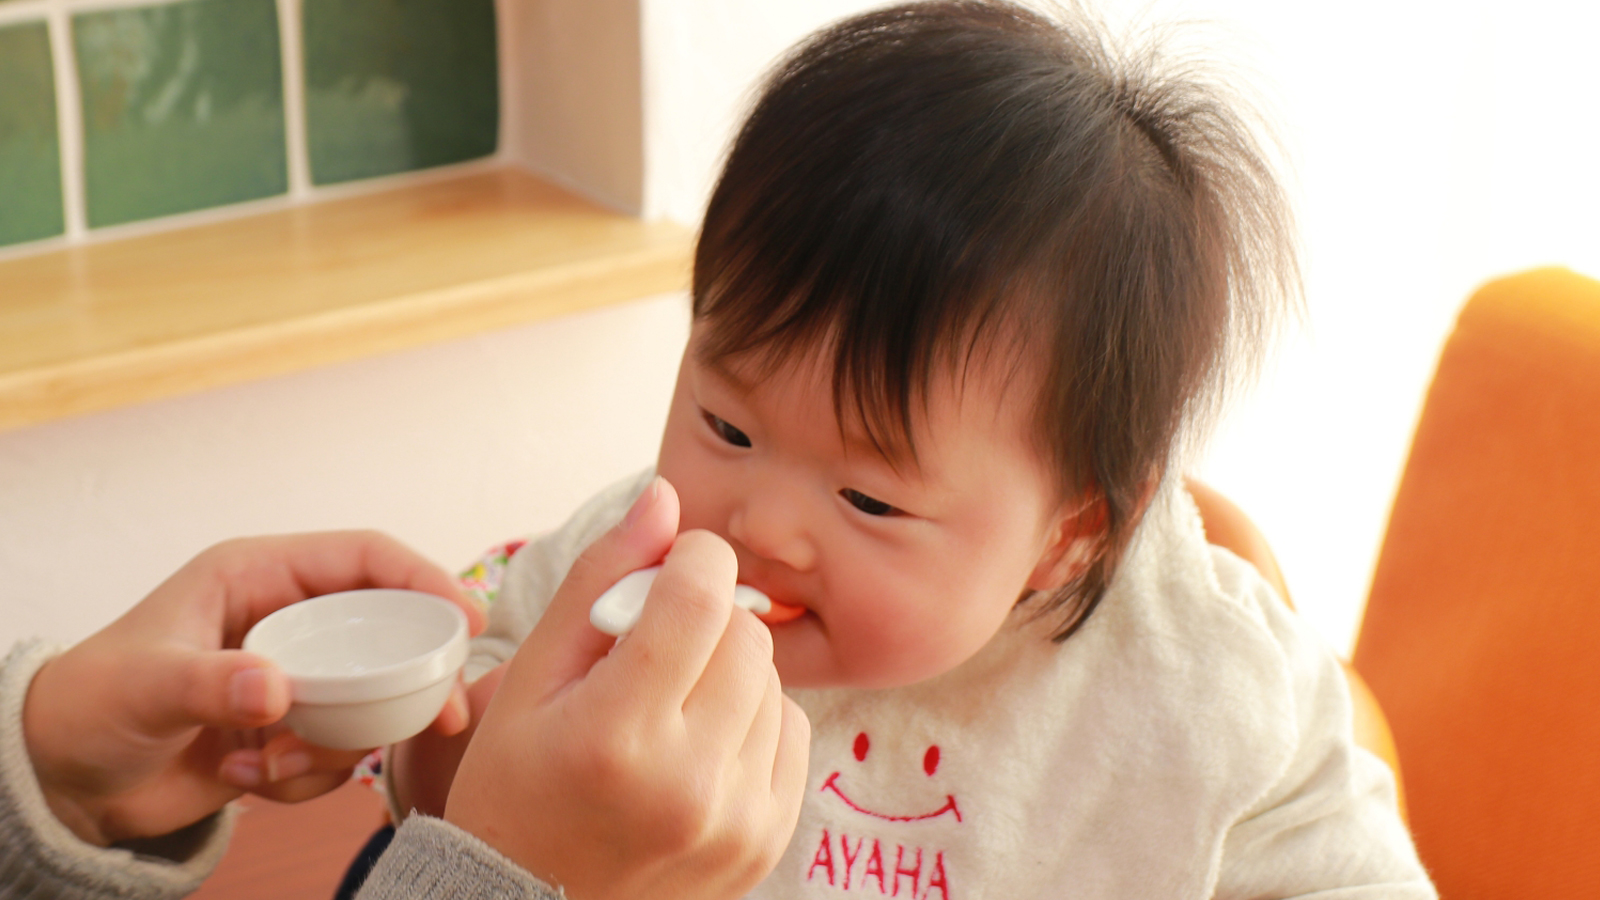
[[243, 589, 468, 704]]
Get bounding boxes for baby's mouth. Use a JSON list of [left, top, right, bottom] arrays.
[[739, 579, 808, 626], [754, 597, 807, 626]]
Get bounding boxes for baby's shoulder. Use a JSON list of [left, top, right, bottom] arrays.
[[1079, 483, 1337, 758], [463, 470, 654, 679], [1108, 482, 1304, 663], [503, 469, 656, 614]]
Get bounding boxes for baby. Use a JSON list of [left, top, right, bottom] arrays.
[[393, 2, 1432, 896]]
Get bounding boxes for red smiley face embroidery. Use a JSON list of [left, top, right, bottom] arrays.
[[820, 731, 963, 823]]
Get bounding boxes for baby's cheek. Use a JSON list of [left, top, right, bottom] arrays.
[[845, 602, 979, 684]]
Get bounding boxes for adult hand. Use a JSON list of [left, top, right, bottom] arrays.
[[445, 478, 811, 900], [22, 531, 486, 847]]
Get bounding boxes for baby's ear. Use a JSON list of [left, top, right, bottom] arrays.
[[1026, 495, 1105, 592]]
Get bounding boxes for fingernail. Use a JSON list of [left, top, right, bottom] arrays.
[[621, 477, 662, 531], [444, 687, 469, 730], [265, 751, 312, 783], [221, 758, 262, 788], [229, 668, 271, 719]]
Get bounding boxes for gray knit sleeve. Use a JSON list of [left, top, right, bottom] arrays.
[[355, 816, 564, 900], [0, 640, 234, 900]]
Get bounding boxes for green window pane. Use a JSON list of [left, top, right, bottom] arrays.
[[0, 21, 65, 247], [76, 0, 288, 228], [304, 0, 498, 185]]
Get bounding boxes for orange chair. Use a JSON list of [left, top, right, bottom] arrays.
[[1352, 268, 1600, 898]]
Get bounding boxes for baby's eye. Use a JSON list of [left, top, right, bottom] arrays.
[[840, 488, 900, 517], [703, 412, 752, 448]]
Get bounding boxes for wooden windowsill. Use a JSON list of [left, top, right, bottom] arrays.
[[0, 168, 693, 431]]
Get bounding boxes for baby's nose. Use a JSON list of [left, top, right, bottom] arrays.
[[728, 486, 817, 573]]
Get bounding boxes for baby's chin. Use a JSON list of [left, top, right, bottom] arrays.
[[767, 612, 837, 688]]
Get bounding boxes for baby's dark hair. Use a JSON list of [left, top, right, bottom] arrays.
[[692, 0, 1297, 640]]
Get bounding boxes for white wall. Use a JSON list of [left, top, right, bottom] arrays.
[[0, 293, 689, 649], [504, 0, 645, 212], [503, 0, 885, 218], [639, 0, 884, 224], [1117, 0, 1600, 651]]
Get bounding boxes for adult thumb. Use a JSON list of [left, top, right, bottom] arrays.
[[501, 476, 680, 703], [134, 648, 292, 735]]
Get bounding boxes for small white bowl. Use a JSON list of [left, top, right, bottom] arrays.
[[243, 589, 468, 750]]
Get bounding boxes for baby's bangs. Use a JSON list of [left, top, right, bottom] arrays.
[[693, 224, 1027, 469]]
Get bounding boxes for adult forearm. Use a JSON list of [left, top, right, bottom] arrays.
[[355, 816, 561, 900]]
